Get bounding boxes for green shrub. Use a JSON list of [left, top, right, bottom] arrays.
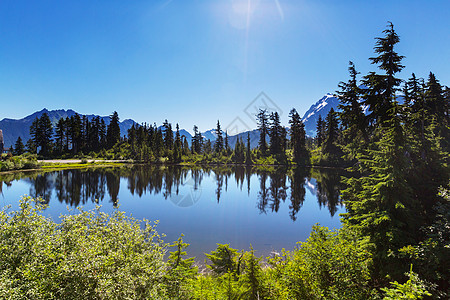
[[0, 197, 167, 299]]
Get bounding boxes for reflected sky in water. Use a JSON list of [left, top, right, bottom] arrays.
[[0, 166, 345, 260]]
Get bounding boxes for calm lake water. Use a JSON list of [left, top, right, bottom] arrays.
[[0, 165, 345, 260]]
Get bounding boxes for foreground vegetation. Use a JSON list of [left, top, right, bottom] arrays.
[[1, 196, 441, 299]]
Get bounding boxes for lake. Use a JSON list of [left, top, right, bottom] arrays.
[[0, 165, 345, 260]]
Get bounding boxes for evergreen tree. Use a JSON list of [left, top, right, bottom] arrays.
[[14, 136, 25, 156], [234, 137, 245, 163], [40, 113, 53, 156], [424, 72, 449, 152], [203, 139, 212, 154], [99, 119, 107, 149], [224, 130, 230, 154], [214, 120, 224, 153], [30, 113, 53, 156], [343, 103, 417, 279], [55, 118, 66, 154], [69, 114, 82, 154], [323, 108, 339, 155], [106, 111, 120, 149], [269, 112, 282, 155], [174, 123, 182, 163], [25, 138, 36, 154], [165, 235, 197, 299], [316, 116, 325, 147], [289, 108, 308, 165], [256, 109, 269, 155], [163, 119, 174, 150], [29, 117, 41, 153], [337, 61, 366, 158], [90, 116, 100, 152], [362, 22, 404, 129], [182, 136, 190, 155], [192, 125, 203, 154], [245, 132, 252, 165]]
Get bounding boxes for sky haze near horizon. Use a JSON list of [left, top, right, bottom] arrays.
[[0, 0, 449, 132]]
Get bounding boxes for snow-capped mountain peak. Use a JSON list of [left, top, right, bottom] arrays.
[[302, 93, 339, 137]]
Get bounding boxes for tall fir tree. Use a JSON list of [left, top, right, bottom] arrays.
[[323, 108, 340, 155], [362, 22, 404, 131], [106, 111, 120, 149], [14, 136, 25, 156], [256, 109, 269, 155], [269, 112, 283, 155], [163, 119, 174, 150], [289, 108, 308, 165], [214, 120, 224, 153], [337, 61, 366, 158], [245, 132, 252, 165], [316, 116, 325, 147]]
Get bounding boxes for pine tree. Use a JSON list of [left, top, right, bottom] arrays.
[[69, 114, 82, 154], [30, 113, 53, 156], [323, 108, 339, 155], [55, 118, 66, 155], [14, 136, 25, 156], [269, 112, 282, 155], [192, 125, 203, 154], [337, 61, 366, 158], [316, 116, 325, 147], [106, 111, 120, 149], [163, 119, 174, 150], [25, 138, 36, 154], [245, 132, 252, 165], [214, 120, 224, 153], [99, 118, 107, 150], [166, 235, 197, 299], [224, 130, 230, 154], [174, 123, 182, 163], [343, 103, 417, 279], [289, 108, 308, 165], [362, 22, 404, 130], [256, 109, 269, 155], [30, 117, 41, 153]]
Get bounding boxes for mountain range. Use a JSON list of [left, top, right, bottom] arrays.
[[0, 92, 341, 149]]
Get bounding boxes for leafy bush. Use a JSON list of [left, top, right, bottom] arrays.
[[0, 197, 167, 299]]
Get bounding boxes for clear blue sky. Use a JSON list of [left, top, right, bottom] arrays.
[[0, 0, 449, 132]]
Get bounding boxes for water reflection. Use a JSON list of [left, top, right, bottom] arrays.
[[0, 166, 345, 221]]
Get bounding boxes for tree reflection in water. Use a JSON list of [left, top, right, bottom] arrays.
[[3, 165, 345, 220]]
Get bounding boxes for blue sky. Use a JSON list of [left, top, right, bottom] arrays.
[[0, 0, 449, 132]]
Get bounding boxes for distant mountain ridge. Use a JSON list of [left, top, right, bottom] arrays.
[[0, 109, 136, 148]]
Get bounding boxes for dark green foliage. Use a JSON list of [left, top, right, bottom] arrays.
[[163, 119, 174, 150], [30, 113, 53, 156], [14, 136, 25, 156], [174, 123, 182, 163], [214, 120, 224, 153], [316, 115, 325, 147], [269, 111, 283, 155], [289, 108, 308, 165], [191, 125, 202, 154], [224, 130, 230, 155], [362, 22, 404, 129], [257, 109, 269, 155], [337, 62, 367, 159], [106, 111, 120, 149], [245, 132, 252, 165], [233, 137, 245, 163]]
